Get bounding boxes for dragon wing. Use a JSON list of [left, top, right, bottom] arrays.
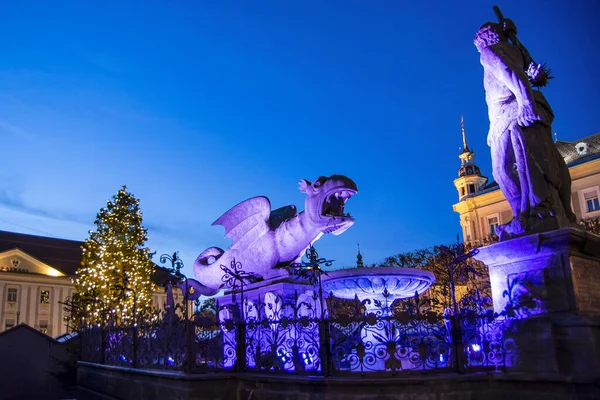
[[213, 196, 272, 248], [269, 205, 297, 230]]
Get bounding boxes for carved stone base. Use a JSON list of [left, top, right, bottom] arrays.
[[217, 277, 323, 371], [475, 228, 600, 378], [220, 276, 315, 307]]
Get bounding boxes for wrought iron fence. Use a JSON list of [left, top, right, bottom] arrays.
[[80, 248, 515, 376], [80, 290, 512, 376]]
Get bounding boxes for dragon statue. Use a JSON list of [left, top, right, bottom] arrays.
[[193, 175, 358, 292]]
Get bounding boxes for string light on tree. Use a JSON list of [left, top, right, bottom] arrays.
[[71, 185, 156, 329]]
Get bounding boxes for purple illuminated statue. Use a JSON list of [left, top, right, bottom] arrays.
[[194, 175, 357, 291], [475, 8, 576, 240]]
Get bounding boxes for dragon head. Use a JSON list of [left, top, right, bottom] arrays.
[[299, 175, 357, 235]]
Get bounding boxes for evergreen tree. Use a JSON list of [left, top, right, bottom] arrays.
[[72, 186, 156, 328], [383, 243, 491, 314]]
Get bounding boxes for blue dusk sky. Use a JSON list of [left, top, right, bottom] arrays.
[[1, 1, 599, 277]]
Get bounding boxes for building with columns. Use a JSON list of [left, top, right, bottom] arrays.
[[452, 123, 600, 245], [0, 230, 174, 337]]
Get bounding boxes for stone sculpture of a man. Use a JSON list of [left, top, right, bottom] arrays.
[[474, 19, 576, 240]]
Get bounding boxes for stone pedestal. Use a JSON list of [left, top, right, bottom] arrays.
[[218, 276, 324, 372], [220, 275, 317, 308], [475, 228, 600, 378]]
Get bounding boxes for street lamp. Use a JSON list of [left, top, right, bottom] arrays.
[[160, 252, 189, 321]]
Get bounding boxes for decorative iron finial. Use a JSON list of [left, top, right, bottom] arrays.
[[461, 115, 470, 152], [356, 243, 364, 268]]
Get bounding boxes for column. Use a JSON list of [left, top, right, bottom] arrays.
[[57, 287, 64, 336], [0, 282, 5, 330], [66, 288, 73, 330], [29, 285, 38, 328], [50, 285, 57, 337], [18, 284, 27, 324]]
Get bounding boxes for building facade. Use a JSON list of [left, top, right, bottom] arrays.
[[453, 128, 600, 245], [0, 231, 173, 337]]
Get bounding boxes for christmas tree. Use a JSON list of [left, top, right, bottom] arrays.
[[72, 186, 156, 328]]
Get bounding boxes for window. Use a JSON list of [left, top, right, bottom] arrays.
[[7, 288, 17, 302], [585, 191, 600, 213], [468, 184, 476, 194], [40, 290, 50, 304], [39, 320, 48, 335], [580, 188, 600, 216], [487, 215, 500, 235], [5, 319, 15, 329], [461, 187, 465, 196]]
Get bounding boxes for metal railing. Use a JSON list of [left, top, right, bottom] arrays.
[[80, 290, 511, 377]]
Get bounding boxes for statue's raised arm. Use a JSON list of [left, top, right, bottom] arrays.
[[492, 6, 552, 88]]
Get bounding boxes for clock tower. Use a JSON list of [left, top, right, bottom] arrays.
[[453, 116, 487, 201]]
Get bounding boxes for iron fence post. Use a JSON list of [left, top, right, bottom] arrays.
[[318, 273, 331, 376], [318, 318, 331, 376], [448, 265, 465, 374], [440, 243, 480, 374], [237, 319, 246, 372], [218, 258, 251, 372], [186, 318, 194, 373], [132, 325, 138, 368], [101, 327, 106, 364], [451, 316, 465, 374], [236, 285, 246, 372]]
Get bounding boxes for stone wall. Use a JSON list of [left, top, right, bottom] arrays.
[[570, 256, 600, 314], [474, 228, 600, 378], [77, 362, 600, 400]]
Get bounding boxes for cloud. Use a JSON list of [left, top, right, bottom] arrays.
[[0, 203, 92, 240], [0, 197, 209, 279], [0, 119, 34, 140], [0, 184, 94, 226]]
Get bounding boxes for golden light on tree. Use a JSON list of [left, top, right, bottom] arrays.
[[71, 186, 156, 329]]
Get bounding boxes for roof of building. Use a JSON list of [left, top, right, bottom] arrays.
[[0, 323, 59, 344], [0, 230, 82, 276], [0, 230, 175, 285], [556, 132, 600, 166], [55, 331, 78, 343], [464, 132, 600, 198], [477, 180, 500, 195]]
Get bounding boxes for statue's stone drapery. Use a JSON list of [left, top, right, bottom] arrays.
[[475, 19, 576, 240], [193, 175, 357, 291]]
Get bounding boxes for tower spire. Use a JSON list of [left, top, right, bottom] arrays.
[[454, 114, 487, 201], [356, 243, 364, 268], [461, 115, 470, 152]]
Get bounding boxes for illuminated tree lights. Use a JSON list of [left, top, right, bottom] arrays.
[[71, 186, 157, 329]]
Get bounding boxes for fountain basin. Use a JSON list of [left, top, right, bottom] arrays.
[[322, 267, 435, 302]]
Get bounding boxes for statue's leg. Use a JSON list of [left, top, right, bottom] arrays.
[[519, 124, 576, 227], [509, 128, 530, 217], [550, 145, 577, 223], [558, 162, 577, 223], [512, 125, 553, 216], [491, 131, 520, 217]]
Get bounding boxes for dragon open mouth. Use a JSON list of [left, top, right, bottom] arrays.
[[322, 189, 355, 218]]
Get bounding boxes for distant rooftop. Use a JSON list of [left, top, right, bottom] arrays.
[[0, 230, 82, 276], [556, 132, 600, 167], [0, 230, 173, 285], [472, 132, 600, 196], [477, 180, 499, 195]]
